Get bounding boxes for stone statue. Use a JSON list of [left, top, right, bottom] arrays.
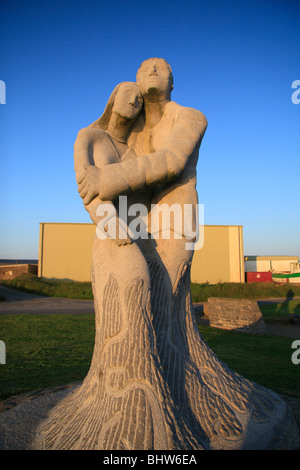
[[35, 59, 300, 450]]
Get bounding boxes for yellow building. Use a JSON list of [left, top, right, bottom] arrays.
[[191, 225, 244, 284], [38, 223, 95, 282], [38, 223, 245, 284]]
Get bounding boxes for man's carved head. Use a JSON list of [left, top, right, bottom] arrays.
[[136, 58, 173, 101]]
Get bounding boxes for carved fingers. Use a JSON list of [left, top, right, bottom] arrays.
[[77, 165, 101, 205]]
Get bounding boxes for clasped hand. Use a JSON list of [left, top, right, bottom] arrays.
[[77, 165, 101, 205]]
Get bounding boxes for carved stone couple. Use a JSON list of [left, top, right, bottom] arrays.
[[35, 58, 299, 450], [74, 58, 205, 249]]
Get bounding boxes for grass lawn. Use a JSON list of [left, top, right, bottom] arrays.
[[0, 314, 95, 400], [2, 274, 300, 302], [259, 300, 300, 323], [0, 313, 299, 401], [199, 325, 300, 399], [0, 274, 93, 300], [191, 281, 300, 302]]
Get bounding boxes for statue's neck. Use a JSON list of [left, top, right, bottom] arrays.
[[143, 99, 169, 129], [107, 113, 132, 144]]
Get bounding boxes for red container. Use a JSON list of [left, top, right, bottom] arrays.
[[246, 271, 273, 283]]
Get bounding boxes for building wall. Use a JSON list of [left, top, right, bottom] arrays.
[[191, 225, 244, 284], [38, 223, 245, 284], [228, 226, 245, 283], [244, 256, 299, 273], [38, 223, 95, 282]]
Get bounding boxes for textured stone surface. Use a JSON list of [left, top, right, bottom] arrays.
[[35, 58, 300, 450], [205, 298, 266, 334]]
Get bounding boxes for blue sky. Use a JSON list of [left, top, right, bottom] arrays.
[[0, 0, 299, 259]]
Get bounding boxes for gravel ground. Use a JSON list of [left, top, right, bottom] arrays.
[[0, 384, 79, 450], [0, 383, 299, 450]]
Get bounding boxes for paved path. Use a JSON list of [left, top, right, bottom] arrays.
[[1, 285, 300, 338], [0, 285, 94, 315]]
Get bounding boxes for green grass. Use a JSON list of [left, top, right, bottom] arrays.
[[259, 300, 300, 323], [0, 314, 95, 400], [0, 313, 299, 401], [199, 325, 300, 399], [1, 275, 299, 401], [191, 281, 300, 302], [0, 274, 93, 300], [2, 274, 300, 302]]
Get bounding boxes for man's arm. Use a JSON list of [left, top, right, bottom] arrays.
[[79, 106, 207, 204]]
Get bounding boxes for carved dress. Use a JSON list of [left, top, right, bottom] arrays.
[[36, 103, 299, 450]]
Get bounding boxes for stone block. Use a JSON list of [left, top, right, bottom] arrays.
[[206, 297, 266, 334]]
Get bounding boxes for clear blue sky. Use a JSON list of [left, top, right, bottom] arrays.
[[0, 0, 299, 259]]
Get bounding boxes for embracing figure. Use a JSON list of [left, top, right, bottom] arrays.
[[36, 59, 299, 450]]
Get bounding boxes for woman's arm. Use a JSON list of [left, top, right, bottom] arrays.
[[74, 127, 133, 246], [74, 126, 120, 204], [74, 127, 96, 184]]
